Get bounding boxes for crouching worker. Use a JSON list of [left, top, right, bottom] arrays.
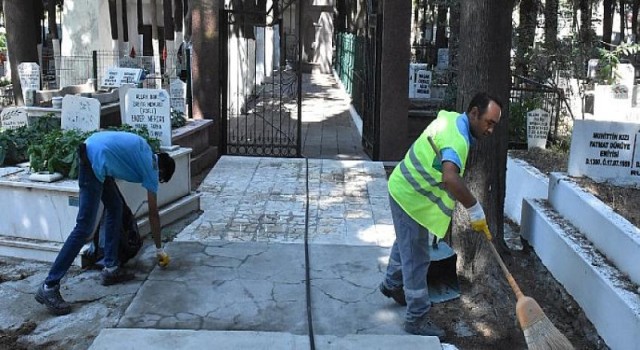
[[35, 131, 176, 315]]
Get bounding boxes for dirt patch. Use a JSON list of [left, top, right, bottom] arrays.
[[510, 148, 640, 228], [0, 322, 36, 350]]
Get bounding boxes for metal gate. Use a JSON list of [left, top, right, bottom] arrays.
[[220, 1, 302, 157], [360, 0, 382, 159]]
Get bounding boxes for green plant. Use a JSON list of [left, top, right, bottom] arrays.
[[595, 42, 640, 84], [170, 110, 187, 128], [28, 128, 90, 178]]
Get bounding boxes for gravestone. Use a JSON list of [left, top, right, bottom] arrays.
[[61, 95, 101, 132], [568, 119, 640, 185], [593, 84, 634, 122], [100, 67, 143, 89], [169, 80, 186, 115], [527, 109, 551, 150], [0, 107, 28, 130], [17, 62, 40, 98], [437, 48, 449, 70], [124, 88, 172, 147]]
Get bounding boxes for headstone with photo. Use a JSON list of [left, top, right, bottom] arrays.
[[568, 119, 640, 185], [100, 67, 143, 89], [18, 62, 40, 99], [124, 88, 172, 148], [527, 109, 551, 150], [169, 80, 186, 115], [1, 107, 28, 130], [61, 95, 101, 132]]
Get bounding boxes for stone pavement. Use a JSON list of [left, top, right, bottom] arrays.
[[87, 156, 446, 349]]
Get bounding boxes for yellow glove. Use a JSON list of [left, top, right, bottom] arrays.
[[156, 248, 170, 268], [467, 201, 492, 241]]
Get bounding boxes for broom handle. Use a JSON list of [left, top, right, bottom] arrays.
[[487, 240, 525, 300], [426, 136, 525, 300]]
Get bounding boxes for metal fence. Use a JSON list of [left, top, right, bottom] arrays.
[[38, 49, 184, 91], [334, 32, 368, 128], [509, 75, 564, 148]]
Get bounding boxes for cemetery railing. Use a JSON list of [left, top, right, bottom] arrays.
[[510, 75, 564, 148]]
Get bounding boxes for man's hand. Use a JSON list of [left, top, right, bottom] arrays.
[[466, 201, 492, 241], [156, 248, 170, 268]]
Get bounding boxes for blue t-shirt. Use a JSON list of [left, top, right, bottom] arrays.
[[85, 131, 159, 193], [440, 112, 475, 171]]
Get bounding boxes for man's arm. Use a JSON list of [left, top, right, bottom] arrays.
[[147, 191, 162, 249], [441, 161, 476, 208]]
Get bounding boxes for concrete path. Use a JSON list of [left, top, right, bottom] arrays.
[[89, 156, 446, 349]]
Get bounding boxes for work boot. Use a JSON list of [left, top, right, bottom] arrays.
[[404, 316, 445, 338], [100, 267, 135, 286], [379, 282, 407, 306], [35, 284, 71, 316]]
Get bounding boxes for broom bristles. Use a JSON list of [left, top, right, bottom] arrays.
[[523, 315, 574, 350]]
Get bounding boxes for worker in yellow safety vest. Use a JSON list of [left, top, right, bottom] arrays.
[[379, 92, 502, 338]]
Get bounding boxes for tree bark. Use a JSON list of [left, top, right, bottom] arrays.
[[543, 0, 558, 53], [3, 0, 39, 105], [434, 2, 448, 49], [579, 0, 593, 46], [620, 0, 626, 43], [603, 0, 614, 46], [633, 2, 639, 41], [47, 0, 58, 40], [515, 0, 537, 76], [454, 0, 513, 285]]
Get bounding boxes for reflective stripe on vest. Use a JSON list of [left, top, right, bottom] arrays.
[[388, 111, 469, 238]]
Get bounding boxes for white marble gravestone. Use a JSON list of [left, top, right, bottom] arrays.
[[437, 48, 449, 70], [17, 62, 40, 99], [527, 109, 551, 150], [124, 88, 172, 147], [100, 67, 143, 89], [568, 119, 640, 185], [169, 80, 186, 115], [1, 107, 28, 130], [61, 95, 101, 132]]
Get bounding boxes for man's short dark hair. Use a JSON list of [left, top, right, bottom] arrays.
[[157, 153, 176, 183], [466, 92, 503, 117]]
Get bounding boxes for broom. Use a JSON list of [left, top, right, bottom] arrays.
[[425, 136, 573, 349], [485, 231, 574, 350]]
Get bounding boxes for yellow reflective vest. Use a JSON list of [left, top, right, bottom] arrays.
[[388, 110, 469, 238]]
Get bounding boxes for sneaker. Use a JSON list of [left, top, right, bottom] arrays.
[[100, 267, 135, 286], [379, 282, 407, 306], [35, 284, 71, 316], [404, 316, 446, 338]]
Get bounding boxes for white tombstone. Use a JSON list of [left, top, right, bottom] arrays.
[[414, 70, 432, 99], [0, 107, 28, 130], [408, 63, 428, 98], [587, 59, 600, 79], [17, 62, 41, 98], [614, 63, 635, 88], [61, 95, 101, 132], [526, 109, 551, 150], [568, 119, 640, 185], [124, 88, 172, 147], [169, 80, 186, 115], [100, 67, 143, 89], [437, 48, 449, 70], [593, 84, 635, 122]]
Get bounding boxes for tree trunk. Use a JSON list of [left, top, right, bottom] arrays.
[[47, 0, 58, 40], [454, 0, 513, 287], [435, 2, 448, 49], [579, 0, 593, 46], [543, 0, 558, 53], [515, 0, 537, 76], [620, 0, 626, 43], [3, 0, 39, 105], [603, 0, 614, 46], [633, 2, 639, 41]]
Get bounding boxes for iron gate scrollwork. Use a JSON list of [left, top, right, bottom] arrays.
[[220, 1, 302, 157]]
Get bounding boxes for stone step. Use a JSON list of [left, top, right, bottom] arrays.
[[548, 172, 640, 285], [521, 198, 640, 350], [89, 329, 442, 350]]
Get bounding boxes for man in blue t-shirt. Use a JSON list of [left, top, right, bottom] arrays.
[[35, 131, 176, 316]]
